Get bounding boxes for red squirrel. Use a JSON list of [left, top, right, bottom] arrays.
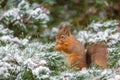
[[54, 24, 108, 70]]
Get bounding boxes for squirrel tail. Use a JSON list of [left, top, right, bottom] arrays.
[[86, 42, 108, 68]]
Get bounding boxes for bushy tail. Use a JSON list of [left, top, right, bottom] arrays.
[[86, 42, 108, 68]]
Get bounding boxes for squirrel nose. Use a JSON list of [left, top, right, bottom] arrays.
[[54, 43, 60, 50], [56, 40, 62, 44]]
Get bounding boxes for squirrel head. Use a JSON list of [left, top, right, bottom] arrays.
[[54, 22, 72, 51], [56, 23, 71, 44]]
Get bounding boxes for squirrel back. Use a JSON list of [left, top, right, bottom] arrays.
[[54, 23, 108, 70]]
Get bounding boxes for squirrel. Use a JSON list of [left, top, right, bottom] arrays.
[[54, 23, 108, 70]]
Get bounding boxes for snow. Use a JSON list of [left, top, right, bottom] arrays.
[[23, 58, 38, 69], [115, 75, 120, 80], [0, 8, 120, 80], [31, 3, 49, 23], [32, 66, 51, 79], [103, 20, 118, 27], [77, 20, 120, 46], [39, 60, 47, 65], [118, 60, 120, 66], [0, 39, 119, 79], [0, 36, 12, 42], [17, 0, 30, 10], [89, 20, 118, 31], [41, 27, 59, 40], [0, 24, 13, 35], [89, 22, 102, 31], [0, 0, 50, 31], [109, 74, 120, 80], [0, 35, 29, 45], [74, 20, 120, 79], [0, 23, 29, 45], [0, 42, 55, 79], [2, 8, 21, 24], [0, 67, 10, 78], [28, 7, 49, 23]]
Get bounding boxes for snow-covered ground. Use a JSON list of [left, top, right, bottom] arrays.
[[0, 42, 119, 80], [0, 1, 120, 79], [0, 20, 120, 80]]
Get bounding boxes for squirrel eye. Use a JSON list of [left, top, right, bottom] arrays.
[[60, 35, 65, 39]]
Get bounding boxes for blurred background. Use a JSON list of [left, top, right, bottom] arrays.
[[0, 0, 120, 42]]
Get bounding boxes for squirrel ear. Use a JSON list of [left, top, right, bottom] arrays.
[[59, 25, 63, 30], [59, 22, 71, 36], [63, 25, 71, 36]]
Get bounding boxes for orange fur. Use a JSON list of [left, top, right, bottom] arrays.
[[54, 24, 108, 70]]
